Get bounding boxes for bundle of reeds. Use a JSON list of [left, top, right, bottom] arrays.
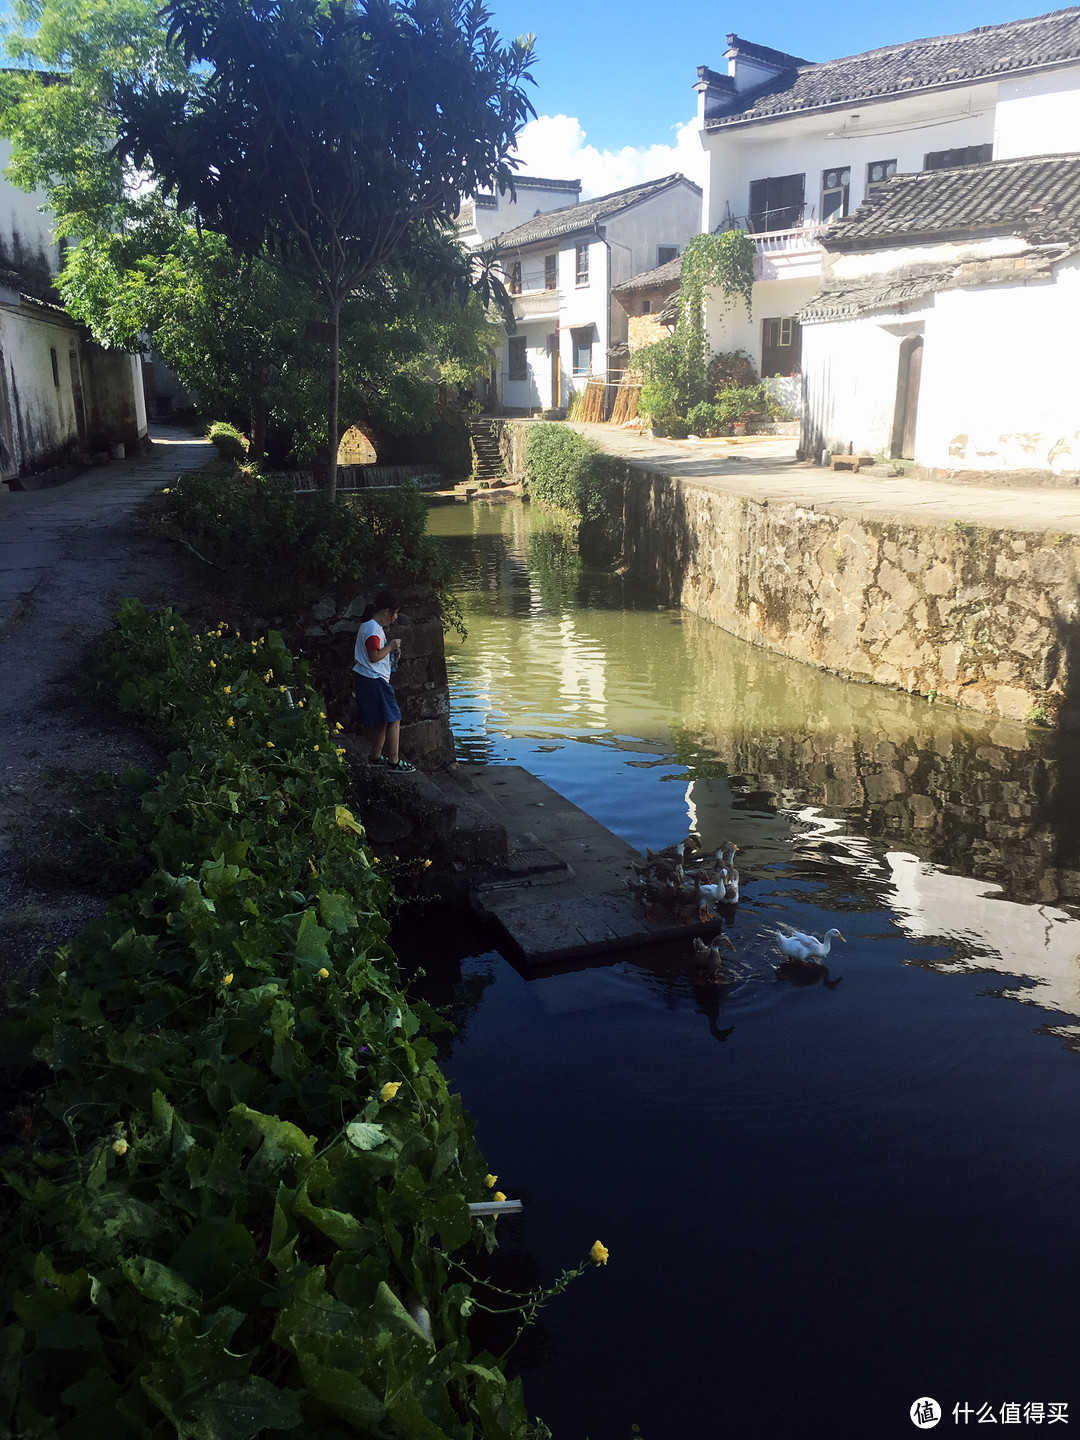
[[576, 378, 607, 424], [609, 381, 641, 426]]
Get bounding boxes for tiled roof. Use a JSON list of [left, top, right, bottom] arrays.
[[826, 153, 1080, 247], [489, 174, 701, 250], [612, 254, 683, 294], [705, 7, 1080, 128]]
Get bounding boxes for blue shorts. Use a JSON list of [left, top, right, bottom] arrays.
[[354, 673, 401, 726]]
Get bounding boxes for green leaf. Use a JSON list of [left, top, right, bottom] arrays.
[[231, 1103, 315, 1162], [120, 1256, 201, 1314], [295, 909, 330, 967], [345, 1121, 387, 1151], [175, 1376, 302, 1440]]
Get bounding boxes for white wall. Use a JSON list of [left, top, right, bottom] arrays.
[[459, 179, 581, 248], [705, 274, 821, 362], [700, 83, 999, 233], [0, 303, 84, 471], [801, 311, 918, 458], [501, 321, 554, 412], [995, 66, 1080, 159], [917, 257, 1080, 472], [0, 140, 61, 292]]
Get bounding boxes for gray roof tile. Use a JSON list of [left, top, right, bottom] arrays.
[[706, 8, 1080, 127], [826, 153, 1080, 247], [612, 254, 683, 294], [489, 174, 701, 250]]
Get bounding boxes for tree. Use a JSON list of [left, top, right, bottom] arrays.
[[120, 0, 535, 496]]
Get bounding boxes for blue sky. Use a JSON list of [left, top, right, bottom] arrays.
[[494, 0, 1059, 193]]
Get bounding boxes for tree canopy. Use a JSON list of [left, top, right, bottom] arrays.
[[118, 0, 535, 493]]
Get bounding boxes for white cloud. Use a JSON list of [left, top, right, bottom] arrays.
[[508, 113, 706, 200]]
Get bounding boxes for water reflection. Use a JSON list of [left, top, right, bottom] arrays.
[[430, 498, 1080, 911]]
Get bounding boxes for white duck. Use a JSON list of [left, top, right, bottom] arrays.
[[773, 927, 845, 961]]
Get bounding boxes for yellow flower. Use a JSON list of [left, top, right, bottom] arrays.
[[313, 744, 319, 752], [484, 1174, 498, 1189], [209, 659, 216, 669], [334, 723, 343, 732], [590, 1241, 609, 1267], [264, 672, 273, 682], [423, 859, 432, 869], [223, 685, 231, 694], [319, 711, 326, 720], [279, 685, 286, 693], [168, 625, 175, 632], [493, 1191, 506, 1202], [266, 741, 275, 749], [223, 973, 234, 986], [226, 717, 235, 728], [380, 1081, 402, 1102], [112, 1137, 129, 1157], [318, 967, 330, 979], [161, 487, 171, 494], [297, 700, 305, 708]]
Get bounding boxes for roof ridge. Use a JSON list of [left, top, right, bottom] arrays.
[[799, 5, 1080, 70]]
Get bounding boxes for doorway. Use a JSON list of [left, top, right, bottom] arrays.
[[890, 334, 923, 459]]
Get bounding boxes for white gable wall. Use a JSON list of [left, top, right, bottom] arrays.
[[0, 140, 62, 292], [994, 66, 1080, 159], [917, 258, 1080, 472]]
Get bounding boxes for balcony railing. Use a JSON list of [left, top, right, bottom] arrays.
[[751, 222, 828, 254]]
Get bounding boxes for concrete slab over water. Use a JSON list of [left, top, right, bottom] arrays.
[[460, 763, 727, 969]]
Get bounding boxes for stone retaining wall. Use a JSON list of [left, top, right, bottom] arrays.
[[622, 471, 1080, 728]]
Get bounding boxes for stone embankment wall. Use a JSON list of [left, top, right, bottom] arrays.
[[622, 473, 1080, 728], [300, 585, 454, 769]]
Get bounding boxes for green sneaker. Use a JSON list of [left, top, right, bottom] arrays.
[[368, 755, 388, 767], [387, 758, 415, 773]]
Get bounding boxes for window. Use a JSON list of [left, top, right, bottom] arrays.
[[508, 335, 527, 383], [571, 326, 594, 376], [50, 348, 60, 388], [821, 166, 851, 222], [761, 316, 802, 378], [544, 254, 558, 290], [748, 174, 805, 232], [924, 144, 992, 171], [507, 261, 522, 295], [657, 245, 678, 266], [575, 243, 589, 286], [866, 159, 897, 196], [641, 300, 651, 315]]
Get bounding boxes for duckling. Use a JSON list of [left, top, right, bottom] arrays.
[[773, 926, 845, 961]]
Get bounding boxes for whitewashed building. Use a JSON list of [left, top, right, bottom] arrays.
[[800, 154, 1080, 473], [455, 175, 583, 250], [0, 138, 148, 486], [484, 174, 702, 414], [694, 10, 1080, 396]]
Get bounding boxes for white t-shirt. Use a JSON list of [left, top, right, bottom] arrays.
[[354, 619, 391, 680]]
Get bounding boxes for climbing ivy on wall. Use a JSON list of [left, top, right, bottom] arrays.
[[634, 230, 756, 433]]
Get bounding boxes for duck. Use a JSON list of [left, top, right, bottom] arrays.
[[625, 872, 682, 921], [773, 926, 845, 961], [644, 833, 702, 867], [692, 934, 736, 980], [721, 863, 740, 904], [691, 877, 726, 922]]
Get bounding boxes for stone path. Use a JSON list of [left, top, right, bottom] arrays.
[[571, 423, 1080, 536], [461, 764, 729, 969], [0, 425, 212, 635]]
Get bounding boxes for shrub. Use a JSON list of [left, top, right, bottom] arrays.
[[686, 401, 723, 437], [207, 420, 249, 463], [716, 384, 771, 425], [524, 424, 626, 562], [158, 470, 444, 595], [0, 602, 585, 1436], [707, 350, 757, 393]]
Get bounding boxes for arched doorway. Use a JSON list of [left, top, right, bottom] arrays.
[[890, 334, 924, 460]]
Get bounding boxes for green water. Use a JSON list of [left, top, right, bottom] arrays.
[[421, 495, 1080, 1440]]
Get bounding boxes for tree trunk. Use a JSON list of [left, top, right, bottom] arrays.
[[250, 366, 267, 464], [326, 297, 342, 502]]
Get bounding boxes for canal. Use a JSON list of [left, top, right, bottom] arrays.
[[420, 495, 1080, 1440]]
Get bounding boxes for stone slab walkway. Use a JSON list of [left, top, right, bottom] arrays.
[[464, 763, 729, 969], [571, 423, 1080, 536], [0, 425, 212, 635]]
